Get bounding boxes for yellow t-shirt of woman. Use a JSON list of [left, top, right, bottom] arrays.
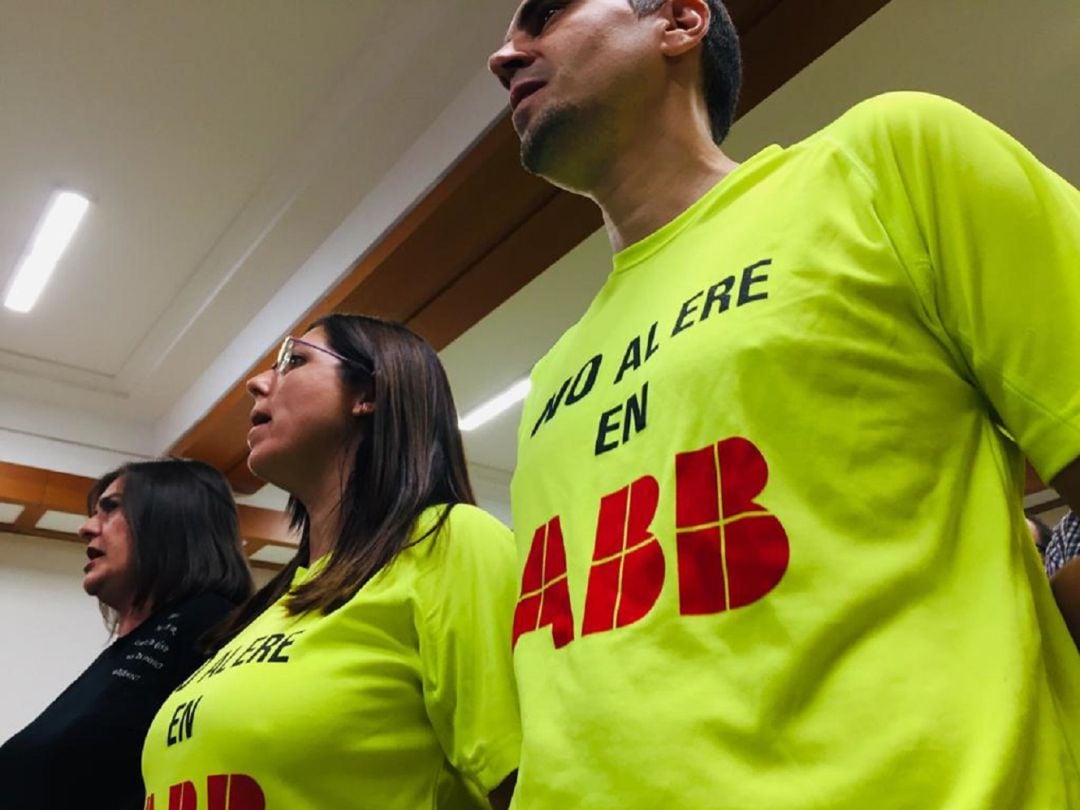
[[142, 504, 521, 810]]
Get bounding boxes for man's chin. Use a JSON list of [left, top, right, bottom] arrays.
[[510, 104, 533, 140], [519, 104, 606, 194], [519, 104, 570, 175]]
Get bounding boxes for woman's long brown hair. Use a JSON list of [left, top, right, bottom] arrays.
[[208, 314, 475, 647]]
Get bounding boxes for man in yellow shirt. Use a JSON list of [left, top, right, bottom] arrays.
[[488, 1, 1080, 807]]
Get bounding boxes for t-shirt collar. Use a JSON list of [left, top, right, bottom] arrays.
[[612, 144, 784, 274]]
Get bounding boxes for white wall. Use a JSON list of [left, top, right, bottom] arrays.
[[0, 532, 110, 743], [0, 531, 277, 743]]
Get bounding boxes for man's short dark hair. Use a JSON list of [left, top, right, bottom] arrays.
[[629, 0, 742, 143]]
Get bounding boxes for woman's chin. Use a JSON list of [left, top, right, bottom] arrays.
[[81, 570, 103, 598], [245, 449, 287, 492], [246, 444, 270, 476]]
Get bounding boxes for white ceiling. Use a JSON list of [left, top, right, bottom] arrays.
[[1, 3, 383, 376], [1, 0, 1077, 525], [0, 0, 514, 449]]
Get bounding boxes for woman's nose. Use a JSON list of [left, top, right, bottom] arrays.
[[247, 368, 273, 398], [78, 514, 99, 541]]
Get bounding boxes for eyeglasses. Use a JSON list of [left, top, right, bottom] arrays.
[[273, 336, 373, 377]]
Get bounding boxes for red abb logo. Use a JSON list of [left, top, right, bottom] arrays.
[[144, 774, 265, 810], [513, 437, 789, 648]]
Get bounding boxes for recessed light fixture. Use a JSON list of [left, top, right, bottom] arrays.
[[459, 378, 532, 432], [4, 189, 90, 313]]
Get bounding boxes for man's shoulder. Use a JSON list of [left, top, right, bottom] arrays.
[[784, 91, 1002, 188], [812, 91, 980, 152]]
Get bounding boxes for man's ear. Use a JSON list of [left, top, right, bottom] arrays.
[[352, 399, 375, 417], [658, 0, 711, 58]]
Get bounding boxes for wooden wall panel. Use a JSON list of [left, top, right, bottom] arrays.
[[407, 190, 600, 348], [737, 0, 893, 115], [726, 0, 786, 42], [1026, 462, 1048, 495], [333, 125, 559, 322]]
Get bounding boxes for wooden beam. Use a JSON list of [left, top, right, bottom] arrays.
[[724, 0, 786, 33], [0, 462, 89, 516], [0, 525, 88, 547], [42, 470, 96, 515], [0, 462, 48, 505], [226, 458, 266, 496], [736, 0, 894, 116], [407, 187, 599, 348], [1025, 461, 1047, 495], [236, 504, 294, 548], [12, 505, 46, 531], [0, 461, 293, 561], [1026, 496, 1066, 517], [167, 0, 895, 494]]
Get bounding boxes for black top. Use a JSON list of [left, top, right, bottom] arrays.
[[0, 592, 235, 810]]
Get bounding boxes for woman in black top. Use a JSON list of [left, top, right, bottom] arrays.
[[0, 458, 254, 810]]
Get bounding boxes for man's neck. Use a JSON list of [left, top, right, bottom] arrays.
[[590, 129, 739, 253]]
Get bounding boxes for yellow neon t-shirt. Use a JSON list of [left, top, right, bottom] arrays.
[[509, 93, 1080, 809], [142, 504, 520, 810]]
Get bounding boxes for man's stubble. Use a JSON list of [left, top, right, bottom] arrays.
[[519, 99, 617, 195]]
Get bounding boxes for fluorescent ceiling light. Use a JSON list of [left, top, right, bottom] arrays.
[[4, 190, 90, 313], [459, 378, 531, 432]]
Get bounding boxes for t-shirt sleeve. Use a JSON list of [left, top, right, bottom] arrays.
[[835, 92, 1080, 481], [416, 505, 522, 797]]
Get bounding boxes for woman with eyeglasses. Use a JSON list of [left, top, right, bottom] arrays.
[[142, 314, 521, 809], [0, 458, 253, 810]]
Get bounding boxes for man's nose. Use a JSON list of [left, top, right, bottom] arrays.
[[488, 39, 532, 89]]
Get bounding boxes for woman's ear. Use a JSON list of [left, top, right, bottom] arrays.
[[352, 399, 375, 417]]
